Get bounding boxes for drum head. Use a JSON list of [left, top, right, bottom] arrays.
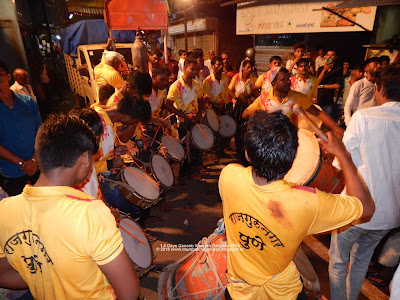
[[206, 109, 220, 132], [161, 135, 185, 161], [123, 167, 160, 200], [119, 218, 152, 268], [297, 104, 323, 133], [151, 154, 174, 187], [219, 115, 236, 137], [191, 124, 214, 150], [284, 129, 320, 185]]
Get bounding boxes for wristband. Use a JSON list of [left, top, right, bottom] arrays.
[[18, 160, 23, 166]]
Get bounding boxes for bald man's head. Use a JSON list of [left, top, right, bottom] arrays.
[[13, 68, 29, 86]]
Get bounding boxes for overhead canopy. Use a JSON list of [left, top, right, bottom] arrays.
[[60, 19, 136, 55], [335, 0, 400, 8], [104, 0, 168, 30], [67, 0, 103, 15]]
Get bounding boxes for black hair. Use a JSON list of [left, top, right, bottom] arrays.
[[98, 83, 115, 103], [152, 64, 169, 78], [189, 49, 203, 60], [126, 70, 152, 95], [364, 57, 381, 68], [0, 60, 9, 74], [293, 42, 305, 51], [243, 111, 298, 181], [297, 57, 310, 67], [272, 67, 290, 84], [178, 49, 187, 56], [35, 114, 96, 173], [193, 48, 204, 57], [117, 94, 151, 122], [242, 59, 254, 68], [220, 51, 231, 57], [211, 56, 223, 65], [149, 48, 163, 57], [70, 108, 103, 136], [167, 47, 172, 52], [375, 66, 400, 102], [353, 65, 364, 73], [184, 57, 198, 67], [269, 56, 282, 63], [379, 55, 390, 64]]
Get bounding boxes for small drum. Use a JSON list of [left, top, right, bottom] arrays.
[[118, 217, 153, 277], [191, 124, 214, 151], [284, 129, 344, 194], [119, 166, 161, 209], [293, 246, 320, 292], [148, 154, 174, 189], [204, 109, 220, 132], [158, 233, 228, 300], [160, 135, 185, 162], [219, 115, 237, 138]]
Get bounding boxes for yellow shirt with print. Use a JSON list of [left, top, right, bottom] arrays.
[[167, 77, 202, 114], [145, 88, 165, 119], [94, 64, 125, 88], [228, 72, 257, 97], [203, 73, 230, 106], [290, 74, 318, 102], [0, 186, 123, 300], [247, 89, 313, 125], [254, 71, 273, 94], [219, 164, 363, 300]]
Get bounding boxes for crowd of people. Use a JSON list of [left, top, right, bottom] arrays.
[[0, 38, 399, 300]]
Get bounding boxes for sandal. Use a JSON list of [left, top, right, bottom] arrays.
[[366, 272, 392, 287]]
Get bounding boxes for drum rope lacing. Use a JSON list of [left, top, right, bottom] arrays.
[[163, 233, 227, 300]]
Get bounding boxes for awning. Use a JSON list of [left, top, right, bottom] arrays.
[[67, 0, 103, 15], [335, 0, 400, 8]]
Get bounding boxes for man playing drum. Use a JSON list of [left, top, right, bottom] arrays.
[[219, 111, 375, 300], [166, 57, 204, 178], [0, 115, 140, 299], [242, 67, 344, 139]]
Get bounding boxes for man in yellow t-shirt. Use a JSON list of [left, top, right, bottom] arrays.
[[252, 55, 282, 97], [243, 67, 344, 139], [219, 111, 375, 300], [0, 115, 140, 299], [94, 51, 125, 89], [290, 58, 318, 102]]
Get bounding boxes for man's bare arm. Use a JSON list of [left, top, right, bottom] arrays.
[[0, 257, 28, 289], [306, 105, 344, 139], [99, 249, 140, 300]]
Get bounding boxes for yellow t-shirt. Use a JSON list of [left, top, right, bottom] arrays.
[[144, 88, 165, 119], [255, 71, 273, 95], [94, 64, 125, 88], [203, 73, 230, 106], [228, 72, 257, 98], [0, 186, 123, 300], [92, 106, 116, 173], [247, 89, 313, 125], [167, 77, 202, 114], [290, 75, 318, 102], [219, 164, 363, 300]]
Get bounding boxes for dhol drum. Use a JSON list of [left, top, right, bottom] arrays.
[[118, 217, 153, 277], [219, 115, 237, 138], [147, 154, 174, 189], [118, 166, 161, 209], [203, 108, 220, 132], [191, 124, 215, 151], [160, 135, 185, 162], [158, 232, 228, 300], [297, 104, 323, 133], [284, 129, 344, 194]]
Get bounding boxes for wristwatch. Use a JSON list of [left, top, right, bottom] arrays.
[[319, 84, 324, 89], [18, 160, 24, 166]]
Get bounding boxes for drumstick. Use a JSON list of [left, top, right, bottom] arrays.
[[163, 113, 175, 121], [119, 224, 146, 246], [150, 124, 162, 147], [162, 127, 177, 153], [292, 104, 328, 142], [119, 218, 148, 236], [193, 120, 211, 142], [123, 165, 159, 186], [143, 133, 162, 145]]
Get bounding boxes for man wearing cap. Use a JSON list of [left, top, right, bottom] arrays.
[[94, 51, 125, 88], [242, 67, 344, 138]]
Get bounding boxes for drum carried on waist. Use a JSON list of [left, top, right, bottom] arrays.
[[284, 129, 344, 194], [118, 166, 161, 209], [219, 115, 236, 138], [191, 124, 214, 151], [118, 217, 154, 277], [203, 108, 220, 132]]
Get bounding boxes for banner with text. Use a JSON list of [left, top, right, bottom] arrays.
[[236, 1, 376, 35]]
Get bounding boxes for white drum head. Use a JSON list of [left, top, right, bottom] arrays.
[[123, 167, 160, 200], [161, 135, 185, 161], [192, 124, 214, 150], [151, 154, 174, 187], [284, 129, 320, 185], [297, 104, 323, 133], [119, 218, 152, 268], [219, 115, 236, 137], [206, 109, 220, 132]]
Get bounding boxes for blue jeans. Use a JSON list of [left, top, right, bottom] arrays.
[[321, 104, 339, 122], [329, 226, 389, 300]]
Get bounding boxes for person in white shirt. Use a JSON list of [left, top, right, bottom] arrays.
[[390, 264, 400, 299], [343, 57, 381, 126], [204, 50, 215, 75], [315, 48, 326, 73], [10, 68, 37, 101], [329, 66, 400, 300], [177, 49, 187, 79]]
